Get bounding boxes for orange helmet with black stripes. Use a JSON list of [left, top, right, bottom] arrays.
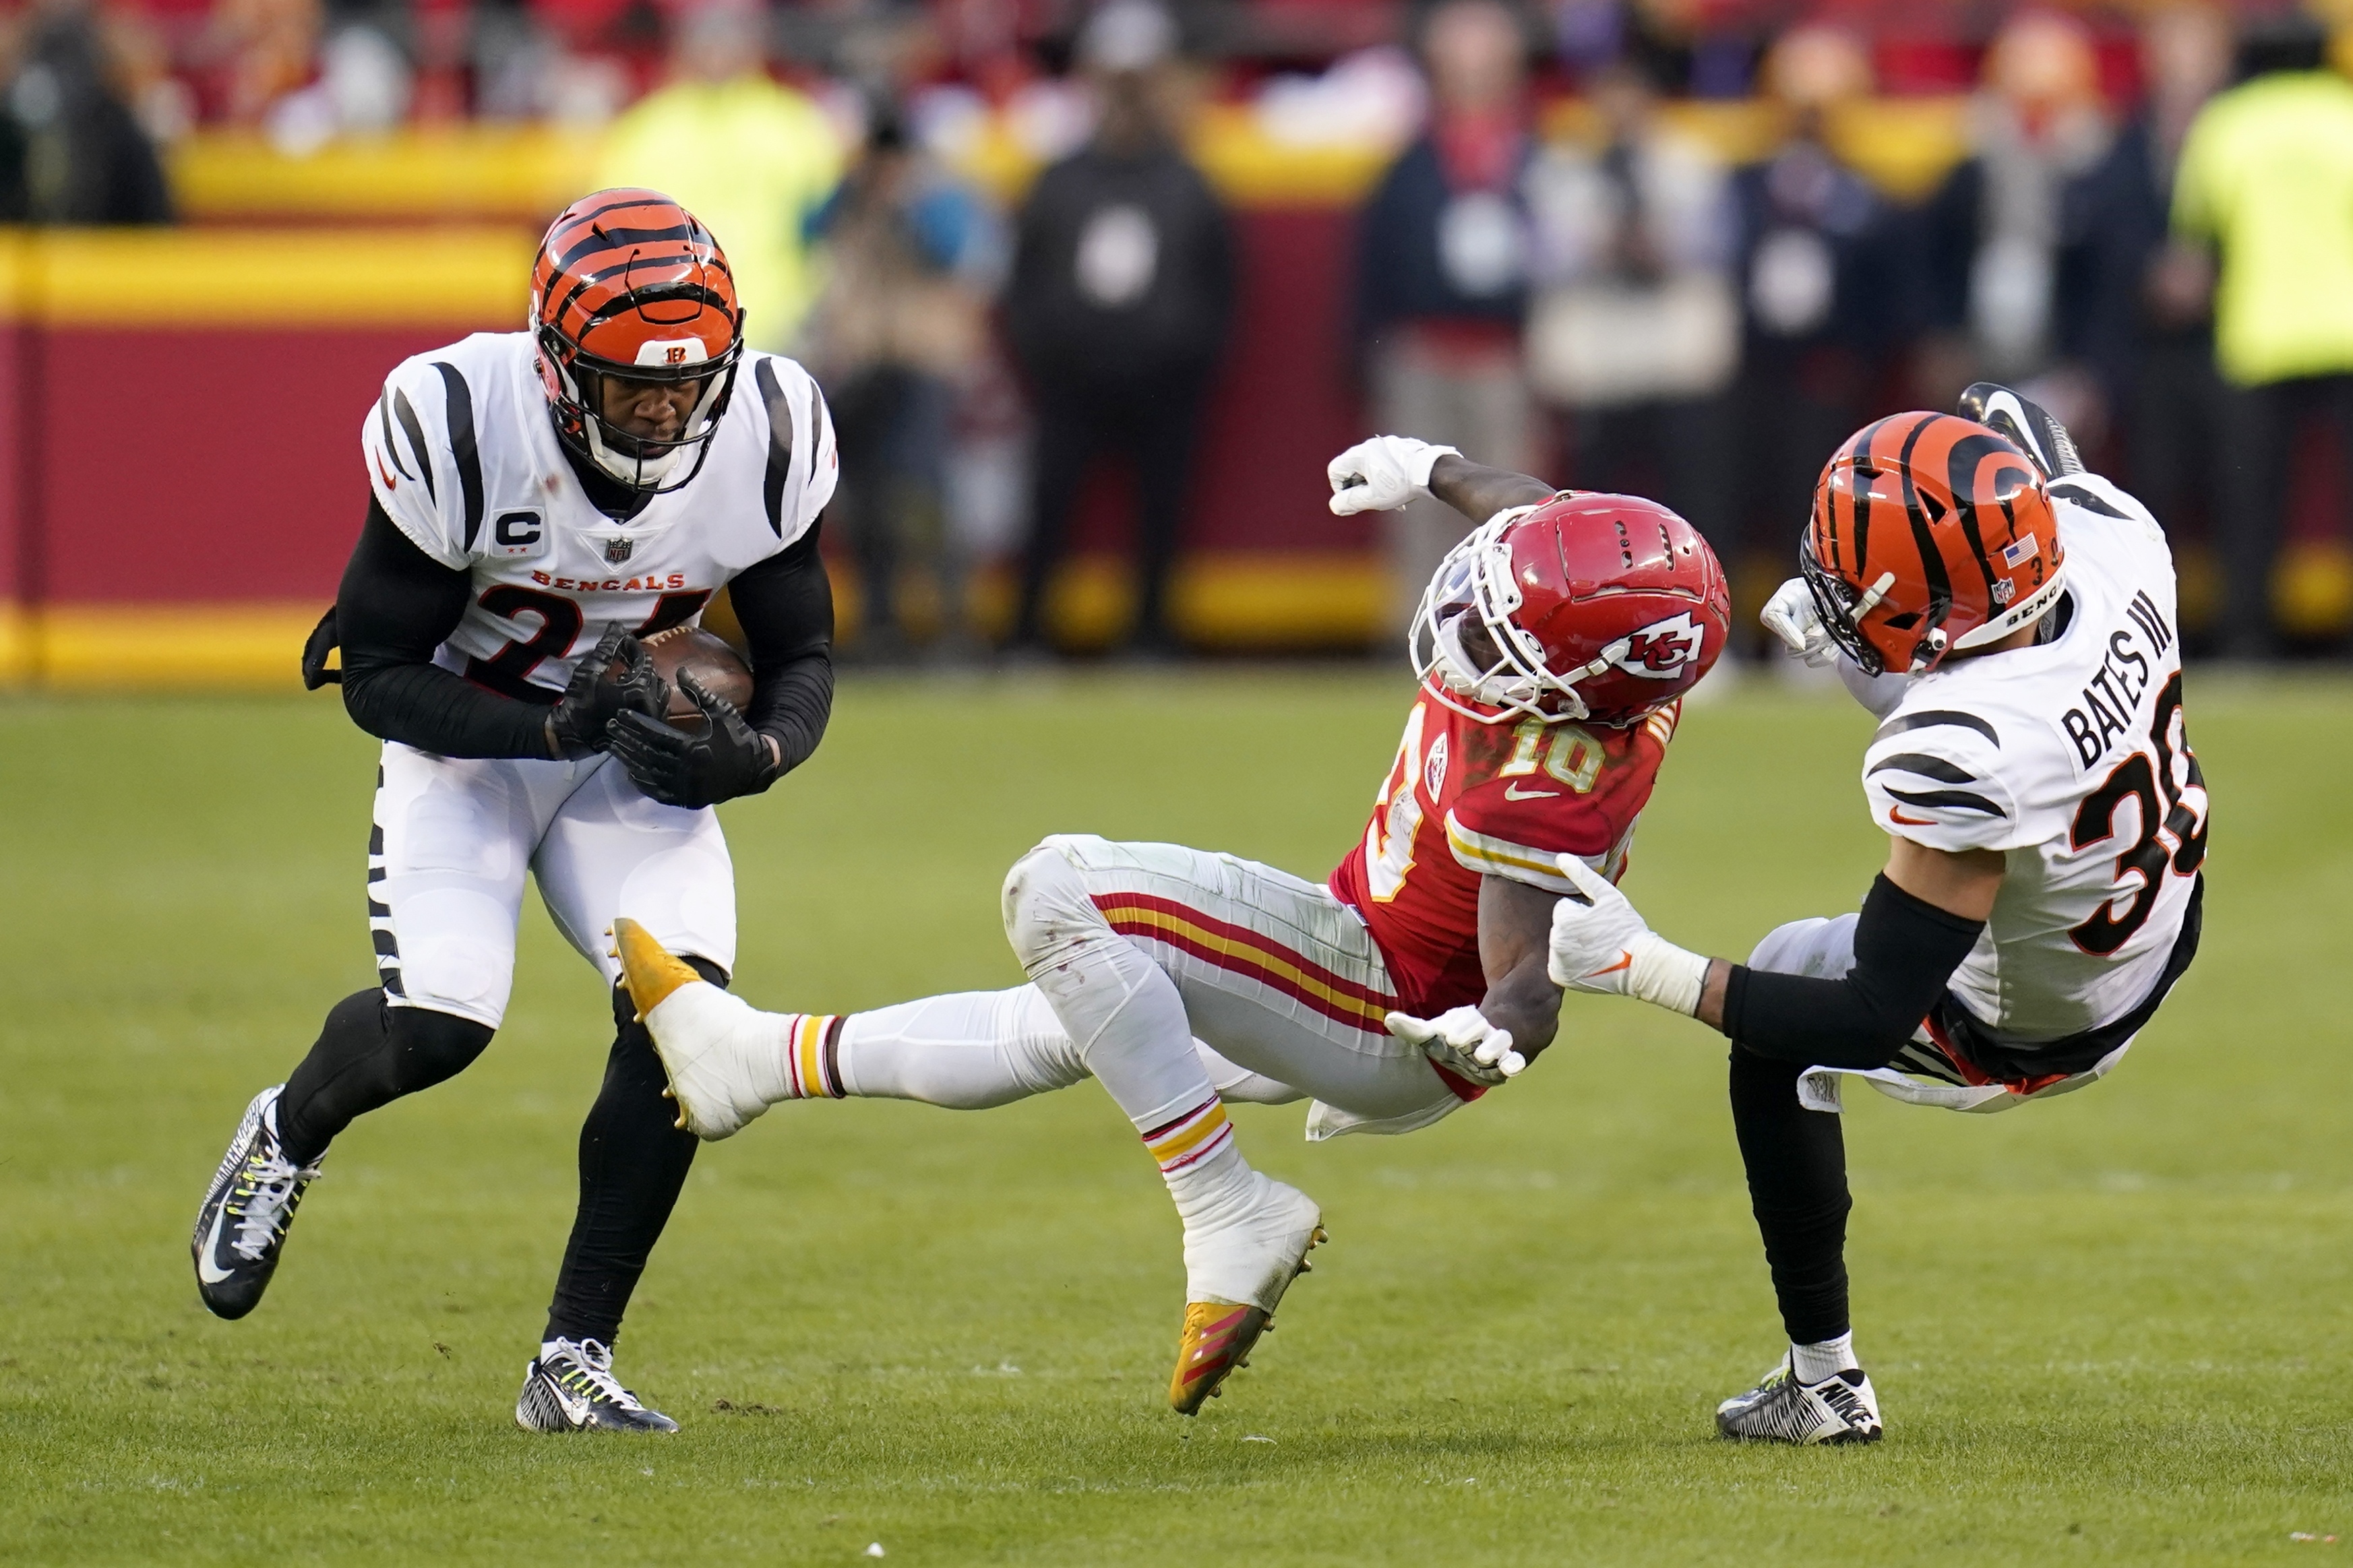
[[1802, 411, 2067, 677], [530, 187, 745, 495]]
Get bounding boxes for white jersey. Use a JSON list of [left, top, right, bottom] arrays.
[[1856, 473, 2208, 1052], [359, 332, 837, 698]]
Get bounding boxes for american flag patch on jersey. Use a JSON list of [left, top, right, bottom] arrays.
[[2000, 535, 2040, 570]]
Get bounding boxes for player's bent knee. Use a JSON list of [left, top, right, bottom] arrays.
[[1000, 844, 1109, 970], [384, 1004, 496, 1086]]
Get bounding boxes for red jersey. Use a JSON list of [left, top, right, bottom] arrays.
[[1329, 689, 1678, 1018]]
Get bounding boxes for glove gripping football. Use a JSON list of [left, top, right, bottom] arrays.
[[607, 669, 779, 810], [548, 625, 669, 759]]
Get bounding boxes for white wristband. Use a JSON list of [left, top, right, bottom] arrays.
[[1626, 933, 1711, 1017], [1403, 440, 1461, 489]]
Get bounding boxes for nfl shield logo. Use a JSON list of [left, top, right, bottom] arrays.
[[604, 536, 634, 565]]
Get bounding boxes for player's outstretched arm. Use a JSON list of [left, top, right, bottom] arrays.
[[1426, 453, 1557, 526], [1325, 438, 1555, 525], [1544, 842, 2003, 1069]]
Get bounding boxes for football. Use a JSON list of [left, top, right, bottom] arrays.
[[640, 625, 752, 728]]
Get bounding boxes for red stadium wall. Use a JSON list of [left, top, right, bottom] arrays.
[[0, 209, 1395, 687]]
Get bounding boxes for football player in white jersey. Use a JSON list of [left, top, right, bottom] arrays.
[[190, 190, 841, 1434], [1544, 386, 2209, 1445]]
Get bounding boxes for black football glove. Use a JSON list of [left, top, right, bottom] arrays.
[[301, 605, 340, 689], [606, 669, 778, 809], [548, 625, 669, 758]]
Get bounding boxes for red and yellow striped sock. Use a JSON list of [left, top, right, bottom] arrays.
[[772, 1013, 845, 1101], [1142, 1096, 1233, 1175]]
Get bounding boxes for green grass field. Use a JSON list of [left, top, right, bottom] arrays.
[[2, 670, 2348, 1565]]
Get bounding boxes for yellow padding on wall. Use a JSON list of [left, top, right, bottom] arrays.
[[13, 604, 325, 690], [0, 228, 533, 326]]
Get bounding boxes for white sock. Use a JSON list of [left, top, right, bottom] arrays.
[[1791, 1331, 1859, 1383]]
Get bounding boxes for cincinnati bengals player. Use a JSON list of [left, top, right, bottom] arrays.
[[190, 190, 840, 1435], [605, 435, 1730, 1414], [1546, 386, 2207, 1445]]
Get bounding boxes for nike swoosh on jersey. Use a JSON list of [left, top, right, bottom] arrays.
[[373, 449, 398, 489], [195, 1208, 237, 1284], [1502, 782, 1561, 801], [1888, 807, 1936, 826]]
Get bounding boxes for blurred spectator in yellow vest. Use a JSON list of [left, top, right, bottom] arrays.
[[1916, 11, 2111, 410], [1352, 0, 1540, 638], [596, 0, 844, 352], [2173, 16, 2353, 656]]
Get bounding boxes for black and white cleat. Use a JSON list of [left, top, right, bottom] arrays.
[[516, 1338, 681, 1435], [191, 1085, 322, 1321], [1958, 381, 2085, 480], [1715, 1352, 1884, 1445]]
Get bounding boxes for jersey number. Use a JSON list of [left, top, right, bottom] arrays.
[[1499, 718, 1603, 794], [1364, 704, 1428, 902], [2067, 672, 2207, 955], [464, 587, 713, 701]]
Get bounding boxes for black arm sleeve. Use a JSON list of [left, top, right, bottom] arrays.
[[335, 499, 552, 759], [1721, 876, 1986, 1069], [724, 520, 835, 780]]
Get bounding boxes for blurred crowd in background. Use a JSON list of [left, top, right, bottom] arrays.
[[6, 0, 2353, 664]]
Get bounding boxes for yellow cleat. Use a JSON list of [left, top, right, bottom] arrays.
[[611, 918, 703, 1022], [1167, 1224, 1326, 1415]]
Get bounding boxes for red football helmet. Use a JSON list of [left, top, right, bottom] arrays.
[[1410, 492, 1731, 726], [1802, 411, 2069, 677], [530, 187, 745, 496]]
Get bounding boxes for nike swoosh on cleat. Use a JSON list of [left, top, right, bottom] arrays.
[[1502, 782, 1560, 801], [195, 1208, 237, 1285]]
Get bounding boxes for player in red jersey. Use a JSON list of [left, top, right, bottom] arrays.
[[610, 435, 1728, 1414]]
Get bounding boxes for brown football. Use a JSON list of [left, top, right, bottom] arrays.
[[640, 626, 753, 729]]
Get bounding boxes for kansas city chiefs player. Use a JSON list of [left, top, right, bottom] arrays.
[[190, 190, 840, 1434], [1545, 386, 2208, 1445], [607, 435, 1729, 1414]]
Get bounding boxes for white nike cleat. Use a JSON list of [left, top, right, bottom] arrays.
[[1169, 1173, 1325, 1414], [612, 918, 778, 1140], [516, 1338, 679, 1435], [1715, 1351, 1884, 1445]]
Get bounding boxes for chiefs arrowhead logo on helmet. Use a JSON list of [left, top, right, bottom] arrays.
[[1410, 492, 1730, 726], [1616, 612, 1708, 678]]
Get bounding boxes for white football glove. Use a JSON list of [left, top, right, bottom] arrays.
[[1545, 854, 1711, 1017], [1384, 1005, 1524, 1087], [1327, 435, 1461, 516], [1760, 577, 1841, 668]]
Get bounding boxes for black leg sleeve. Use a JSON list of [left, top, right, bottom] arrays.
[[541, 957, 728, 1347], [277, 990, 496, 1166], [1728, 1042, 1853, 1346]]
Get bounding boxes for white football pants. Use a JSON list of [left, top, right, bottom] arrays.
[[837, 836, 1471, 1139], [1747, 914, 2132, 1115], [369, 742, 735, 1028]]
